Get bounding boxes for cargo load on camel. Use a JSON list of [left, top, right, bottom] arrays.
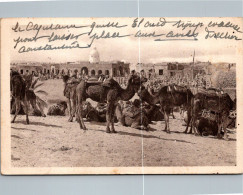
[[189, 88, 236, 140]]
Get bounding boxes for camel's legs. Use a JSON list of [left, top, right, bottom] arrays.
[[183, 114, 189, 133], [77, 106, 82, 129], [188, 100, 199, 135], [171, 108, 175, 119], [76, 94, 87, 130], [179, 107, 184, 119], [188, 115, 194, 134], [184, 108, 192, 133], [217, 122, 222, 139], [106, 102, 112, 133], [70, 99, 76, 121], [191, 118, 196, 135], [11, 100, 16, 113], [67, 98, 73, 122], [21, 98, 29, 124], [110, 103, 117, 133], [217, 115, 228, 140], [184, 121, 189, 133], [11, 97, 21, 123], [160, 107, 167, 131], [184, 117, 193, 134], [165, 108, 171, 133], [161, 107, 169, 132], [78, 106, 87, 130], [222, 120, 229, 140], [190, 116, 199, 135], [77, 99, 86, 130], [221, 114, 229, 140]]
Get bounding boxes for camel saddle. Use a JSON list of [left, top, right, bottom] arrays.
[[198, 87, 224, 97], [101, 78, 121, 89], [197, 88, 232, 113], [86, 77, 103, 84], [167, 84, 188, 93], [201, 109, 218, 121], [86, 80, 103, 84]]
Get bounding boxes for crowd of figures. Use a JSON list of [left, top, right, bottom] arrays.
[[18, 68, 213, 90], [29, 69, 111, 82], [10, 69, 237, 141], [145, 73, 212, 93]]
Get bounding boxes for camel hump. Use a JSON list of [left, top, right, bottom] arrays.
[[199, 88, 225, 98], [198, 88, 233, 113], [168, 84, 188, 93], [102, 78, 120, 88]]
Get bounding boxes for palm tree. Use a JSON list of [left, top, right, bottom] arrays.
[[11, 77, 48, 116], [28, 78, 48, 116]]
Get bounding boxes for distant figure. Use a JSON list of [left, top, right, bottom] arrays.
[[98, 74, 105, 82], [103, 75, 109, 82]]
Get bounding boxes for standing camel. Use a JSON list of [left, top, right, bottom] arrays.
[[10, 71, 32, 124], [75, 74, 147, 133], [138, 85, 193, 133]]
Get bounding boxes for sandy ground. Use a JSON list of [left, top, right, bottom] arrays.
[[11, 79, 236, 167]]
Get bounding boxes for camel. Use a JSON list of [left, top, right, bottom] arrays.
[[10, 71, 32, 124], [189, 89, 236, 140], [149, 87, 175, 119], [138, 84, 194, 133], [115, 100, 150, 130], [75, 74, 147, 133]]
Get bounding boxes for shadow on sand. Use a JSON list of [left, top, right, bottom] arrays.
[[13, 121, 62, 128], [11, 135, 22, 139], [89, 127, 195, 144], [117, 131, 195, 144], [12, 127, 38, 132]]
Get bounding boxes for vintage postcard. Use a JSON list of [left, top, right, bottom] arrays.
[[1, 17, 243, 174]]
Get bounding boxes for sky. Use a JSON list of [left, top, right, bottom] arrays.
[[7, 17, 243, 66]]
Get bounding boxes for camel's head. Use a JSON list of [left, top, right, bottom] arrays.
[[128, 73, 148, 92], [62, 75, 70, 83]]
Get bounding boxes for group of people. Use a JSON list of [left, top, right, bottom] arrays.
[[144, 73, 212, 93]]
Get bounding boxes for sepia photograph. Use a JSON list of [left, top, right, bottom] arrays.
[[1, 17, 243, 174]]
